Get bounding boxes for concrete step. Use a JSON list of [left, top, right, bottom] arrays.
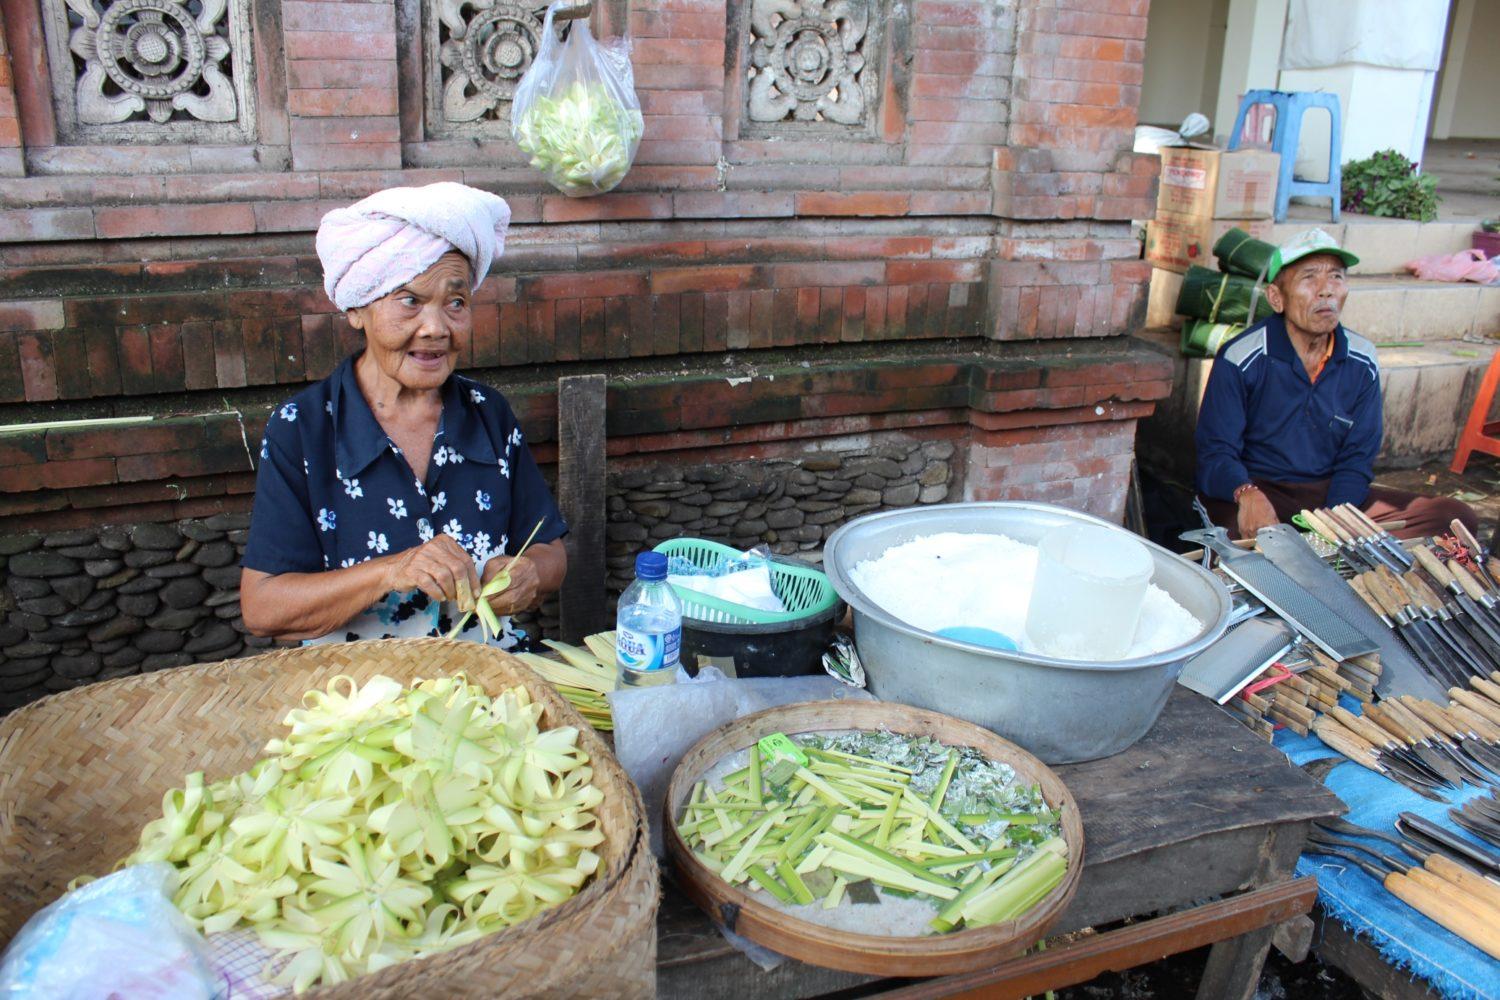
[[1271, 213, 1480, 275], [1146, 269, 1500, 344], [1339, 275, 1500, 343], [1134, 329, 1498, 476], [1378, 340, 1498, 466]]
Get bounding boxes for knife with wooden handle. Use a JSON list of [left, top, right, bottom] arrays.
[[1472, 676, 1500, 708], [1385, 871, 1500, 958], [1452, 688, 1500, 728]]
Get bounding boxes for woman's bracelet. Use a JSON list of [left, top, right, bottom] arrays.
[[1232, 483, 1261, 503]]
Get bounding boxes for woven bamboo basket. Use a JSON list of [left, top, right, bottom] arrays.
[[0, 638, 659, 999]]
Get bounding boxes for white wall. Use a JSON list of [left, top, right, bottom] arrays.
[[1431, 0, 1500, 139], [1139, 0, 1229, 127], [1278, 64, 1435, 177]]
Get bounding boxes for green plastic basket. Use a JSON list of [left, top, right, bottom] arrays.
[[652, 539, 840, 626]]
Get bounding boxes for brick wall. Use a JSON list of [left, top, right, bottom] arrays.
[[0, 0, 1170, 699]]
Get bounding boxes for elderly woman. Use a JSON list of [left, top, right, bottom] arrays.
[[240, 182, 567, 648]]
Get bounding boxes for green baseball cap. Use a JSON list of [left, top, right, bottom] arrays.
[[1266, 228, 1359, 281]]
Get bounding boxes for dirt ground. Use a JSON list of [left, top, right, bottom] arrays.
[[1056, 944, 1368, 1000]]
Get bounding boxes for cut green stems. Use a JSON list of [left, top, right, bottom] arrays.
[[748, 744, 763, 808], [776, 860, 816, 905], [929, 858, 1014, 932], [746, 865, 795, 904], [929, 749, 959, 811], [818, 830, 959, 890]]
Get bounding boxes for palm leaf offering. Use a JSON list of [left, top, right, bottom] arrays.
[[95, 674, 605, 993], [447, 519, 549, 642]]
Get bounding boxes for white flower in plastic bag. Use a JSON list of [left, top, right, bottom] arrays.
[[511, 3, 644, 197]]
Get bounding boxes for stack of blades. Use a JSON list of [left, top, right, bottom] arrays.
[[1255, 525, 1446, 701]]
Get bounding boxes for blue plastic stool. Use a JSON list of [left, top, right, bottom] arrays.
[[1227, 89, 1342, 222]]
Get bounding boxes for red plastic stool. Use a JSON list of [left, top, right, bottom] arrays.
[[1450, 350, 1500, 473]]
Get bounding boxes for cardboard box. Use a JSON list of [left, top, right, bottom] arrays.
[[1145, 267, 1185, 330], [1145, 213, 1274, 274], [1157, 146, 1280, 220]]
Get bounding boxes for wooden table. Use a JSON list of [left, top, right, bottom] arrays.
[[657, 688, 1343, 1000]]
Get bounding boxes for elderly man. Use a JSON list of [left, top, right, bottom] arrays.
[[1196, 229, 1478, 540]]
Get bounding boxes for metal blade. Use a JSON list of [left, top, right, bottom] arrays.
[[1443, 610, 1500, 675], [1450, 809, 1500, 848], [1461, 594, 1500, 650], [1446, 601, 1500, 662], [1462, 740, 1500, 777], [1377, 535, 1415, 570], [1399, 812, 1500, 874], [1468, 797, 1500, 824], [1421, 615, 1490, 681], [1388, 753, 1452, 791], [1401, 619, 1466, 689], [1379, 746, 1443, 784], [1442, 743, 1499, 787], [1254, 525, 1441, 698], [1389, 770, 1452, 802], [1411, 743, 1465, 788]]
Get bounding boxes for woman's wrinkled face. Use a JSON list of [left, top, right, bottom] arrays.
[[348, 252, 472, 391]]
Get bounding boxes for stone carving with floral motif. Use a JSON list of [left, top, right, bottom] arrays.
[[747, 0, 877, 128], [431, 0, 544, 131]]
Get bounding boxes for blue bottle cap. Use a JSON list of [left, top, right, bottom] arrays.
[[635, 551, 668, 581]]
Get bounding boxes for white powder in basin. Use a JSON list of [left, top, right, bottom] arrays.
[[848, 532, 1201, 661]]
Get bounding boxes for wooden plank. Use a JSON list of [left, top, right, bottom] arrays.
[[1271, 914, 1314, 963], [555, 374, 608, 642], [1053, 690, 1343, 866], [1314, 909, 1442, 1000], [872, 878, 1318, 1000], [1194, 822, 1309, 1000]]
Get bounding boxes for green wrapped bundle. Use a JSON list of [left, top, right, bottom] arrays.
[[1180, 319, 1245, 359], [1213, 227, 1277, 279], [1174, 264, 1275, 325]]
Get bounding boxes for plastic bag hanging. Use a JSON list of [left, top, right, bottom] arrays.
[[511, 2, 644, 198]]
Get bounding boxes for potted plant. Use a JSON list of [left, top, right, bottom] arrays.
[[1476, 218, 1500, 260]]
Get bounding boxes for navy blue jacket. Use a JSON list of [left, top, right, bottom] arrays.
[[1195, 313, 1382, 508]]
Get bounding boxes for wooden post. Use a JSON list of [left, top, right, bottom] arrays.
[[556, 374, 609, 642]]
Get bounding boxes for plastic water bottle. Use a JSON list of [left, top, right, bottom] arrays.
[[615, 551, 683, 687]]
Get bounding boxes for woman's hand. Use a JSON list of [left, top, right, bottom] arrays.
[[383, 534, 480, 605], [481, 555, 541, 615]]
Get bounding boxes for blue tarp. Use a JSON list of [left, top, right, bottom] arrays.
[[1274, 700, 1500, 999]]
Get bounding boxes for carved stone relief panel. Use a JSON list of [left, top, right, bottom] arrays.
[[41, 0, 255, 143], [745, 0, 882, 135], [426, 0, 544, 137]]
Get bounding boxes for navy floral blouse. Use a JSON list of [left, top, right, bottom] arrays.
[[243, 353, 568, 649]]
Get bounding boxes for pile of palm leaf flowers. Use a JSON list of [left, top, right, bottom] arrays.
[[90, 673, 607, 993]]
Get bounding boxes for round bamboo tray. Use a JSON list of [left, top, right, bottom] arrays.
[[664, 699, 1084, 977], [0, 638, 658, 999]]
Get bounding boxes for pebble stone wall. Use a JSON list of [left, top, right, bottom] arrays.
[[0, 513, 269, 712], [0, 437, 956, 708], [604, 438, 957, 593]]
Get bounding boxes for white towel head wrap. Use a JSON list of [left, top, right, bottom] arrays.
[[315, 182, 512, 311]]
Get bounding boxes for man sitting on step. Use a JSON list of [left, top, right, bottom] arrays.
[[1196, 228, 1478, 541]]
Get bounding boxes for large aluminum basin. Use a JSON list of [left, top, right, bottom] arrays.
[[823, 502, 1231, 763]]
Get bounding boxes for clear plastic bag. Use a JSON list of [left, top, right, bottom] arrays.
[[0, 864, 217, 1000], [511, 3, 644, 197]]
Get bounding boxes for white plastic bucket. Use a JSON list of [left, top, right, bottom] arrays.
[[1025, 524, 1153, 661]]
